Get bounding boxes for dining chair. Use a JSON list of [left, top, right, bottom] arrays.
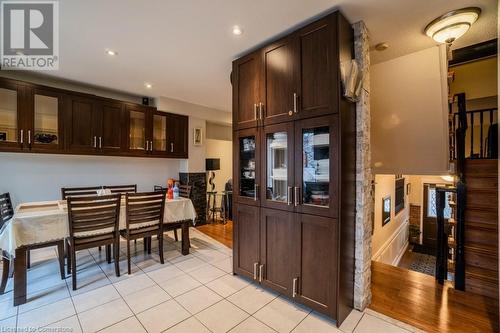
[[61, 186, 103, 199], [66, 194, 121, 290], [163, 184, 191, 244], [0, 193, 14, 294], [122, 191, 166, 274], [103, 184, 137, 195]]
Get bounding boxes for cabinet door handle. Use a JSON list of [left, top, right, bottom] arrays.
[[99, 137, 102, 149], [28, 130, 31, 145], [254, 184, 259, 201], [293, 93, 298, 113], [145, 140, 149, 151], [170, 142, 174, 153], [150, 140, 153, 152], [254, 103, 258, 120], [259, 102, 263, 120], [294, 186, 300, 206], [292, 277, 298, 297], [259, 264, 264, 282], [20, 130, 23, 144], [93, 136, 97, 148], [253, 262, 258, 280], [287, 186, 292, 205]]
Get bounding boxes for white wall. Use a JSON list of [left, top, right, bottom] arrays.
[[372, 174, 409, 265], [371, 45, 449, 175], [0, 153, 181, 207], [206, 139, 232, 192]]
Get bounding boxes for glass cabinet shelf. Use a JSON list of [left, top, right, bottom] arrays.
[[302, 126, 330, 207], [266, 131, 288, 203], [239, 136, 256, 198]]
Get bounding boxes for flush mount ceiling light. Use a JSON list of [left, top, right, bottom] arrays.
[[105, 49, 117, 56], [375, 42, 389, 51], [145, 83, 152, 89], [232, 25, 243, 36], [425, 7, 481, 44]]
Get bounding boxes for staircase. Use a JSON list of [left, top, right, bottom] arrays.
[[463, 159, 498, 299]]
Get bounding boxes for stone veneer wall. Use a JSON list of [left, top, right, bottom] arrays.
[[353, 21, 373, 310], [179, 172, 207, 225]]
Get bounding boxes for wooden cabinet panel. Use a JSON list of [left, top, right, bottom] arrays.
[[233, 51, 261, 129], [66, 96, 98, 152], [99, 101, 123, 152], [234, 128, 261, 207], [233, 204, 260, 280], [125, 104, 152, 155], [167, 113, 188, 158], [297, 17, 337, 119], [260, 208, 294, 295], [262, 36, 298, 125], [293, 214, 337, 317], [0, 79, 26, 151]]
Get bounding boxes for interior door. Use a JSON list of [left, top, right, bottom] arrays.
[[293, 213, 337, 317], [233, 51, 261, 129], [98, 101, 123, 153], [233, 204, 260, 281], [234, 128, 261, 207], [296, 15, 338, 120], [262, 36, 298, 126], [423, 184, 451, 251], [66, 95, 98, 152], [261, 122, 294, 211], [0, 80, 25, 151], [260, 208, 294, 295], [294, 115, 339, 218], [167, 113, 188, 158], [28, 87, 65, 152]]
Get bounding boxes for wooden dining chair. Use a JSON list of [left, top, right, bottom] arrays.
[[66, 194, 121, 290], [122, 191, 166, 274], [0, 193, 14, 294], [61, 186, 103, 199], [167, 185, 192, 242], [103, 184, 137, 195]]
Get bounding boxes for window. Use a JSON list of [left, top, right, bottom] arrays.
[[427, 186, 452, 219]]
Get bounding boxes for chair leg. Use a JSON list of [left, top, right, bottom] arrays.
[[71, 249, 77, 290], [26, 250, 30, 269], [0, 251, 10, 294], [174, 229, 179, 242], [147, 237, 152, 254], [98, 246, 102, 252], [127, 239, 131, 275], [106, 245, 112, 264], [56, 241, 65, 280], [66, 240, 71, 275], [158, 233, 164, 265], [114, 239, 120, 277], [143, 238, 147, 252]]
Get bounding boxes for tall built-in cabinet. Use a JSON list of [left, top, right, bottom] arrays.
[[232, 11, 356, 325], [0, 77, 188, 158]]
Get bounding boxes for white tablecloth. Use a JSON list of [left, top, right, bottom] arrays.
[[0, 197, 197, 257]]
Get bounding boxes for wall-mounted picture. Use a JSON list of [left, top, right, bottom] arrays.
[[193, 127, 203, 146], [382, 195, 391, 226], [406, 182, 411, 195]]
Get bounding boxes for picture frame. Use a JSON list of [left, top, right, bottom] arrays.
[[406, 183, 411, 195], [382, 195, 391, 226], [193, 127, 203, 146]]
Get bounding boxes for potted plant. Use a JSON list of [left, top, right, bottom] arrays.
[[409, 224, 421, 244]]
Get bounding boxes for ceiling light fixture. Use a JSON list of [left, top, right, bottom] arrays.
[[375, 42, 389, 51], [424, 7, 481, 44], [145, 83, 152, 89], [232, 25, 243, 36], [105, 49, 117, 56]]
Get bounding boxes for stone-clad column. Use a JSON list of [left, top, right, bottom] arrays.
[[353, 21, 373, 310]]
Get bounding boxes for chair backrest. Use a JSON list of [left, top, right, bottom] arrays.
[[179, 185, 192, 199], [0, 193, 14, 230], [103, 184, 137, 195], [61, 186, 103, 200], [125, 191, 166, 230], [153, 185, 165, 192], [67, 194, 121, 239]]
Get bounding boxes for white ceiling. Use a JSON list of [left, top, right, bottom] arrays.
[[43, 0, 497, 112]]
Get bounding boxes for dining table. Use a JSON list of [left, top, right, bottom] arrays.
[[0, 196, 197, 306]]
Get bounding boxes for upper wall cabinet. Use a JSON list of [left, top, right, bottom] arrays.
[[96, 100, 124, 153], [125, 104, 152, 155], [166, 113, 188, 158], [232, 51, 262, 130], [66, 95, 99, 153], [0, 80, 26, 151]]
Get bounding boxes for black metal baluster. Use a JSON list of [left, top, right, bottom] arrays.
[[455, 181, 466, 290], [480, 111, 483, 158], [435, 187, 447, 284], [470, 113, 474, 158]]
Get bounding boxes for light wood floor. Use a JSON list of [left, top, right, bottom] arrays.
[[196, 220, 233, 248], [370, 261, 499, 333]]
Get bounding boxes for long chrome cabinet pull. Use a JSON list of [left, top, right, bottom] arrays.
[[254, 184, 259, 201], [253, 263, 258, 280], [254, 103, 258, 120], [259, 264, 263, 282], [287, 186, 293, 205], [293, 93, 298, 113], [99, 137, 102, 149], [294, 187, 300, 206], [20, 130, 23, 144], [259, 102, 263, 120], [150, 141, 153, 152], [145, 140, 149, 151], [170, 142, 174, 153], [28, 130, 31, 145], [292, 277, 298, 297], [93, 136, 97, 148]]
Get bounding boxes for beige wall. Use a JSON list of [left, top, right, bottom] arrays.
[[372, 174, 409, 264], [371, 46, 449, 175], [450, 57, 498, 100], [206, 139, 232, 194]]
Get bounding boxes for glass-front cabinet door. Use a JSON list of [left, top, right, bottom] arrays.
[[261, 123, 294, 211], [126, 105, 152, 154], [152, 113, 167, 154], [234, 128, 261, 206], [294, 115, 338, 218], [29, 88, 64, 151], [0, 81, 23, 150]]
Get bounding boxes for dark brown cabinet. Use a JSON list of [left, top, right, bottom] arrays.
[[232, 10, 355, 326], [0, 77, 189, 159]]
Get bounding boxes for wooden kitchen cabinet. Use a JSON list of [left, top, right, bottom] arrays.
[[96, 100, 124, 153], [233, 127, 261, 207], [66, 95, 99, 153], [166, 113, 188, 158], [0, 79, 28, 152], [233, 203, 261, 280], [125, 104, 153, 156]]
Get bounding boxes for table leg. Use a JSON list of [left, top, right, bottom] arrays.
[[0, 251, 10, 294], [181, 222, 190, 255], [14, 247, 27, 306]]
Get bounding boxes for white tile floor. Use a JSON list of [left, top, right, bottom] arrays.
[[0, 228, 424, 333]]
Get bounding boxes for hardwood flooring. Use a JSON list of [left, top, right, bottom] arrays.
[[196, 220, 233, 248], [370, 261, 499, 333]]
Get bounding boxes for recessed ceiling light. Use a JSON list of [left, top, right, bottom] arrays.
[[375, 42, 389, 51], [145, 83, 152, 89], [424, 7, 481, 44], [232, 25, 243, 36], [105, 49, 117, 56]]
